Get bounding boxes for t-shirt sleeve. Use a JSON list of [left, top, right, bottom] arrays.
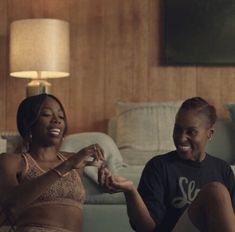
[[137, 158, 167, 226]]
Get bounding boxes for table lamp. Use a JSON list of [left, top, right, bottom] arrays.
[[9, 18, 70, 96]]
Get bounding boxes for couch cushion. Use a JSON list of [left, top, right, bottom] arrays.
[[225, 103, 235, 123], [0, 137, 7, 154], [119, 149, 169, 166], [115, 101, 182, 165], [0, 133, 23, 154], [205, 118, 235, 164], [231, 165, 235, 175]]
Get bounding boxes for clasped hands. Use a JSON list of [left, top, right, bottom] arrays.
[[71, 143, 134, 193], [69, 143, 105, 169], [98, 163, 134, 194]]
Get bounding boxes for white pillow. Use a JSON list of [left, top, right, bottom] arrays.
[[116, 101, 180, 114], [224, 103, 235, 122], [0, 137, 7, 154], [115, 101, 182, 164], [230, 165, 235, 176], [0, 133, 23, 154], [119, 149, 170, 166]]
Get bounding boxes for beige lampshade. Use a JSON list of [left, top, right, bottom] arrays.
[[9, 18, 70, 79]]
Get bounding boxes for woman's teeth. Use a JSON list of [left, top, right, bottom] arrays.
[[48, 128, 60, 135], [178, 145, 191, 151]]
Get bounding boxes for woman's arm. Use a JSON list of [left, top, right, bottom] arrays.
[[0, 144, 104, 215], [0, 153, 72, 214], [98, 167, 156, 232], [124, 187, 156, 232]]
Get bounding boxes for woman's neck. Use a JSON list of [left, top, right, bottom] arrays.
[[28, 145, 59, 161]]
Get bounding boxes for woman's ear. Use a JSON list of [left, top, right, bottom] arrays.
[[208, 127, 215, 140]]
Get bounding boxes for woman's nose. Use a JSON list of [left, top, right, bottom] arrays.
[[175, 131, 188, 142], [51, 115, 61, 123]]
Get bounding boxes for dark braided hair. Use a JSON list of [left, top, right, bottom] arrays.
[[178, 97, 217, 126], [17, 94, 68, 140]]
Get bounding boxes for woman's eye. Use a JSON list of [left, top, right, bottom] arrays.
[[188, 129, 197, 136], [41, 111, 52, 117], [59, 115, 65, 120]]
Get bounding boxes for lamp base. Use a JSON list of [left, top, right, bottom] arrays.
[[26, 80, 51, 97]]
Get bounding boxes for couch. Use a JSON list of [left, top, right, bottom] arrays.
[[1, 101, 235, 232]]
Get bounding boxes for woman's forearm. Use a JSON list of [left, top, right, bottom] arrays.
[[1, 160, 73, 213], [124, 188, 156, 232]]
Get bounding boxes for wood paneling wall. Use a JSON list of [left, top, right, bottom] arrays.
[[1, 0, 235, 134]]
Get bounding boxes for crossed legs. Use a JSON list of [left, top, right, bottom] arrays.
[[188, 182, 235, 232]]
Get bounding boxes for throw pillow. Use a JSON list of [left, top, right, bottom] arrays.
[[0, 133, 23, 153], [116, 101, 181, 115], [224, 103, 235, 123], [230, 165, 235, 176], [115, 101, 182, 165], [0, 137, 7, 154]]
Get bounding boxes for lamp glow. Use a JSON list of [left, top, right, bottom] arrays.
[[9, 18, 70, 96]]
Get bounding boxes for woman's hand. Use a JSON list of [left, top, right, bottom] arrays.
[[68, 144, 105, 170], [98, 165, 134, 193]]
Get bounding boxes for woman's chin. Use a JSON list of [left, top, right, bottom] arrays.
[[177, 150, 194, 161], [177, 150, 205, 162], [46, 135, 63, 146]]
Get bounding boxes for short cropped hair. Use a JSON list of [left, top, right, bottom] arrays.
[[17, 94, 68, 140], [178, 97, 217, 126]]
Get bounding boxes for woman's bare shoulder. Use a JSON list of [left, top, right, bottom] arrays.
[[0, 152, 22, 159], [0, 153, 23, 166]]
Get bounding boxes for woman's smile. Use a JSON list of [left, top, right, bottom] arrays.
[[48, 128, 61, 136]]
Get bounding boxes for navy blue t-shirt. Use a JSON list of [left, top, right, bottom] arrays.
[[138, 151, 235, 232]]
